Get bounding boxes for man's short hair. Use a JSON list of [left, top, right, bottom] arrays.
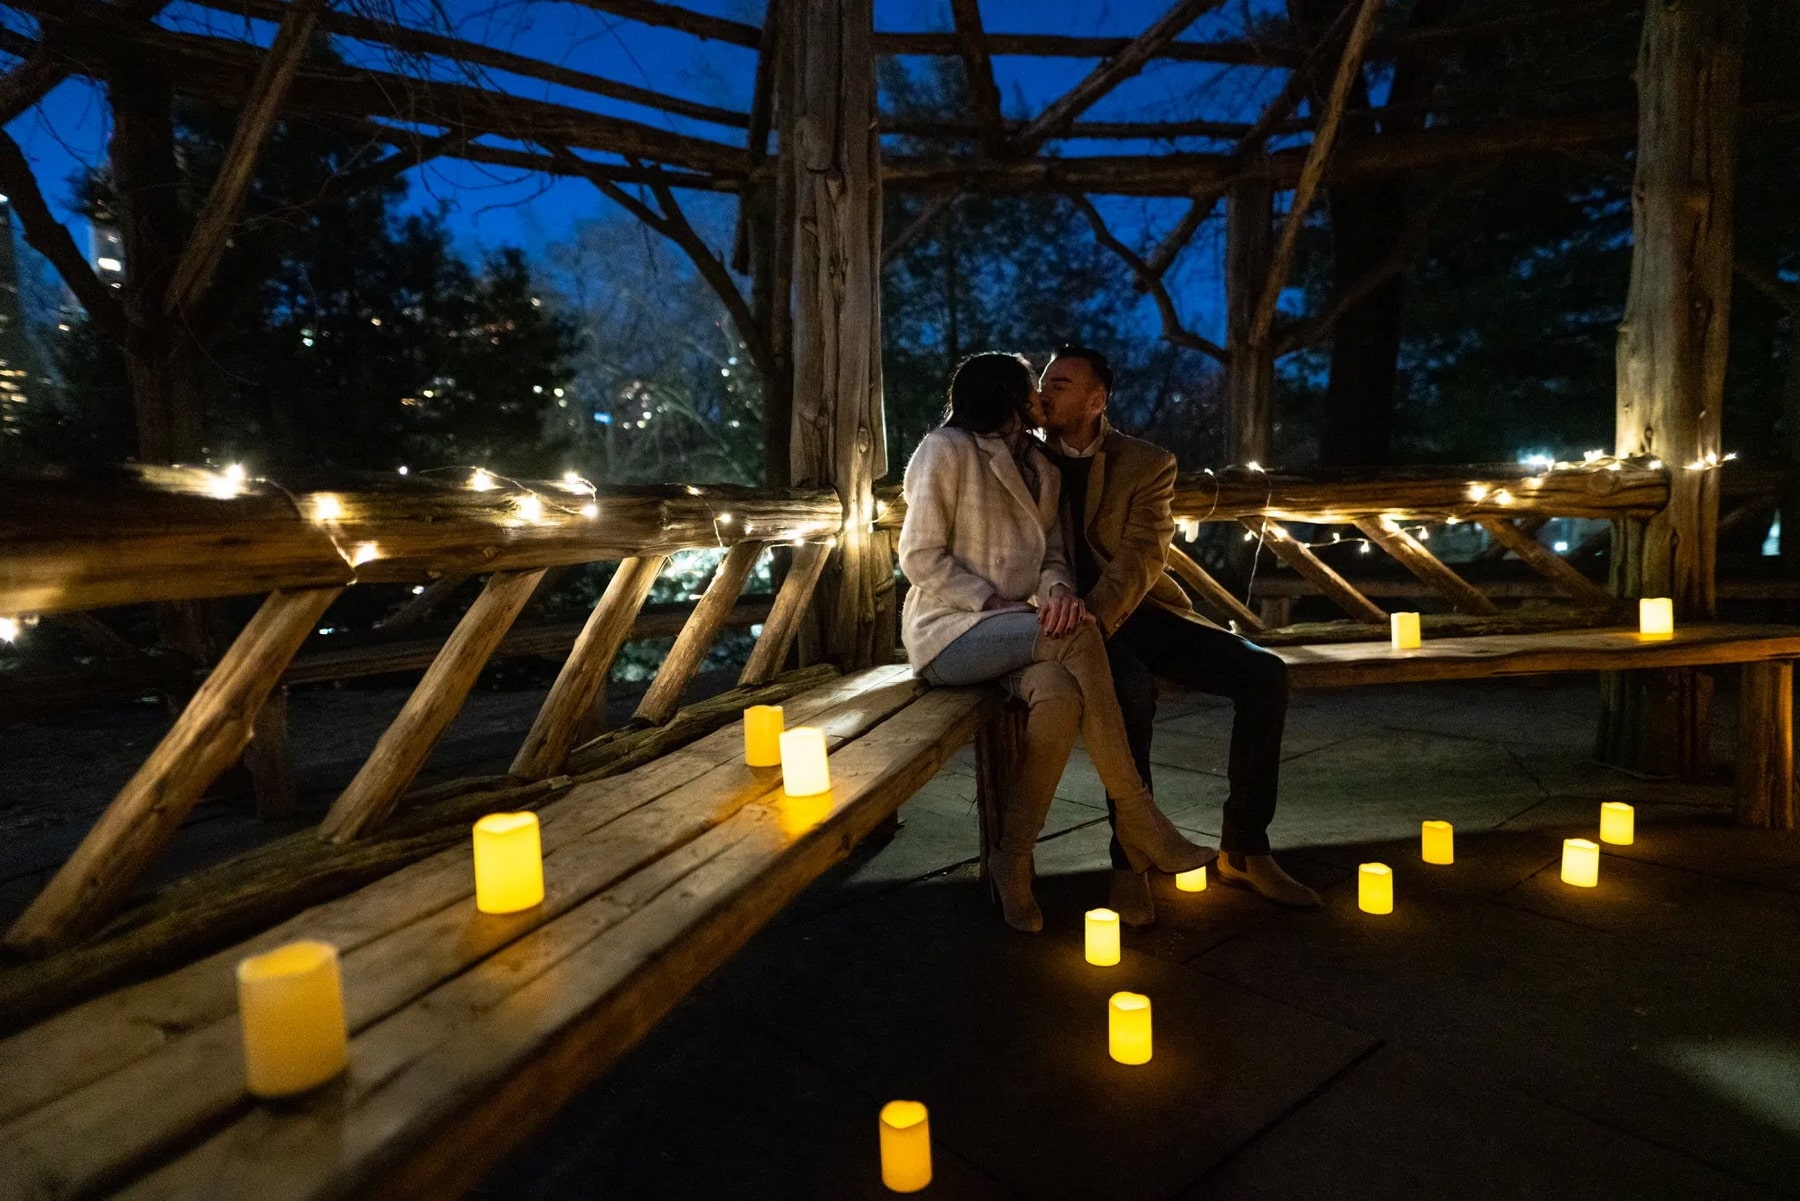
[[1051, 344, 1114, 395]]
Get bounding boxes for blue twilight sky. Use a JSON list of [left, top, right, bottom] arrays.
[[3, 0, 1297, 341]]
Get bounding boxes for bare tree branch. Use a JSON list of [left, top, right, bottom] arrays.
[[950, 0, 1007, 157], [1250, 0, 1386, 349], [1068, 192, 1228, 363], [0, 130, 130, 344]]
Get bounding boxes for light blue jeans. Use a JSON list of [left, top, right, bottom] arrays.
[[919, 611, 1042, 687]]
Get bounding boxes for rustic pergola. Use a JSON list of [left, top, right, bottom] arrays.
[[0, 0, 1781, 950]]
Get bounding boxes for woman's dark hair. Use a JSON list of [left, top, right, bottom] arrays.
[[941, 352, 1036, 435]]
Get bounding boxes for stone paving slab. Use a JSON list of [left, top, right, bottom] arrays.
[[708, 877, 1376, 1201], [1180, 1045, 1783, 1201], [1192, 885, 1800, 1192]]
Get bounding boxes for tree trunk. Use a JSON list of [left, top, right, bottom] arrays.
[[1226, 177, 1274, 465], [1317, 182, 1405, 465], [785, 0, 886, 670], [1599, 0, 1744, 777]]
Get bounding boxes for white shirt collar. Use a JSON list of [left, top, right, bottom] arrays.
[[1053, 417, 1111, 459]]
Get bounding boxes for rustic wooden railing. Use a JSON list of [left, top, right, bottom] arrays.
[[0, 465, 846, 958]]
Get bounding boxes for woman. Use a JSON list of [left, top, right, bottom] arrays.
[[899, 352, 1214, 932]]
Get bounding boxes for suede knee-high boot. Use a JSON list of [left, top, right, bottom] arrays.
[[989, 661, 1082, 932], [1033, 624, 1214, 875]]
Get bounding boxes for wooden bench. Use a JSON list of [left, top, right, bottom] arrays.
[[1267, 624, 1800, 829], [0, 663, 1005, 1200]]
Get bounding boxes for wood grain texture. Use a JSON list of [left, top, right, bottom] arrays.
[[320, 570, 546, 842], [739, 541, 831, 684], [635, 542, 764, 726], [3, 586, 342, 955], [1164, 543, 1263, 632], [1475, 516, 1617, 608], [1279, 624, 1800, 689], [1353, 516, 1502, 616], [1244, 517, 1387, 623], [1736, 660, 1796, 830], [511, 555, 668, 781]]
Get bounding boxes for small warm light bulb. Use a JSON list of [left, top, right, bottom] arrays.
[[1085, 908, 1121, 966], [469, 468, 496, 492], [1175, 866, 1206, 892], [397, 465, 409, 475], [514, 494, 544, 523], [561, 470, 583, 489], [0, 616, 19, 643], [1108, 992, 1152, 1065], [1561, 838, 1599, 888], [1421, 820, 1454, 865], [311, 494, 344, 523], [1599, 802, 1634, 846], [224, 462, 248, 483], [1467, 484, 1490, 502], [350, 542, 380, 567], [473, 812, 545, 914], [1358, 863, 1393, 914], [878, 1101, 932, 1193], [579, 502, 599, 519]]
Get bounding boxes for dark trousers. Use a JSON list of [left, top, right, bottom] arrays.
[[1102, 605, 1290, 864]]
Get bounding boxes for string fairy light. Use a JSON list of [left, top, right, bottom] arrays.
[[0, 616, 19, 643]]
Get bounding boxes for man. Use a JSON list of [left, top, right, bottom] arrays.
[[1038, 344, 1319, 925]]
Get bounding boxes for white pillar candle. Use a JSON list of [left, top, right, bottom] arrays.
[[1599, 802, 1635, 846], [1085, 907, 1121, 966], [1390, 611, 1421, 650], [237, 940, 349, 1098], [1639, 597, 1674, 639], [1358, 862, 1393, 914], [1561, 838, 1600, 888], [778, 727, 831, 797]]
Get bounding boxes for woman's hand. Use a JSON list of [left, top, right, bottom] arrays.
[[1037, 591, 1089, 638]]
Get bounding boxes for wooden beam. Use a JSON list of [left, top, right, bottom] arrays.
[[564, 0, 762, 46], [950, 0, 1007, 157], [320, 569, 548, 842], [1475, 516, 1617, 608], [740, 542, 831, 684], [1250, 0, 1385, 350], [1015, 0, 1227, 148], [1226, 178, 1273, 464], [634, 542, 764, 726], [511, 556, 669, 781], [1244, 517, 1387, 623], [1353, 515, 1502, 615], [1736, 660, 1797, 829], [1164, 544, 1263, 631], [4, 586, 341, 955], [164, 0, 321, 318]]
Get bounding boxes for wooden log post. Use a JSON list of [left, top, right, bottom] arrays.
[[784, 0, 886, 671], [320, 569, 548, 842], [1736, 660, 1797, 829], [510, 555, 668, 782], [634, 542, 764, 726], [1600, 0, 1745, 778], [5, 586, 341, 954], [1225, 176, 1274, 467]]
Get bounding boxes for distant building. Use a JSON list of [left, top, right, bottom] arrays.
[[0, 194, 33, 452], [90, 220, 125, 284]]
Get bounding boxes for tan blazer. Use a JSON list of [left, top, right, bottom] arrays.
[[1063, 427, 1204, 636], [898, 427, 1076, 672]]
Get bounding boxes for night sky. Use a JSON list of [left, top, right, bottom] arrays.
[[5, 1, 1295, 340]]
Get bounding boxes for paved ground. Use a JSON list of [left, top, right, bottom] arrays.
[[477, 678, 1800, 1201]]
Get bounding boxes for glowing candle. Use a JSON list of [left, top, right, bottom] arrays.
[[1085, 907, 1121, 966], [778, 727, 831, 797], [1358, 862, 1393, 914], [744, 704, 784, 767], [878, 1100, 932, 1193], [1421, 820, 1454, 865], [1390, 611, 1421, 650], [237, 940, 349, 1098], [1108, 991, 1153, 1065], [473, 812, 544, 914], [1561, 838, 1599, 887], [1175, 866, 1207, 892], [1599, 802, 1635, 846], [1639, 597, 1674, 639]]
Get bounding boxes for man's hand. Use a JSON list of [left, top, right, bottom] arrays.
[[1037, 591, 1089, 638]]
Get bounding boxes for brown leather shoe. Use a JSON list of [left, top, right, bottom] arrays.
[[1215, 853, 1321, 909], [1108, 869, 1156, 928]]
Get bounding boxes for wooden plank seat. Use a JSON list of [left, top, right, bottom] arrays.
[[1257, 624, 1800, 829], [0, 663, 1001, 1201]]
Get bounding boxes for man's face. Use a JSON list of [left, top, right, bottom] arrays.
[[1038, 357, 1107, 438]]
